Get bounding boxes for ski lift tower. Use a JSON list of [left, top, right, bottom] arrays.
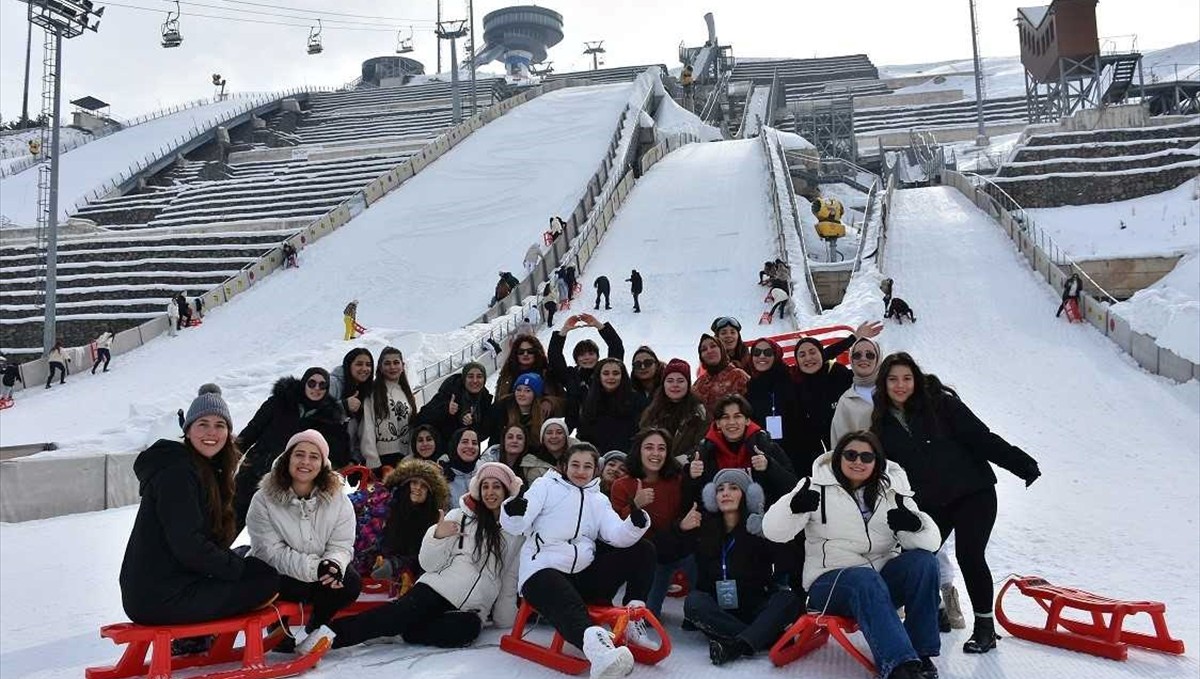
[[21, 0, 103, 355], [437, 19, 470, 123], [584, 41, 606, 70]]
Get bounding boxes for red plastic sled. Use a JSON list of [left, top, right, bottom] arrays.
[[995, 575, 1186, 661], [1065, 299, 1083, 323], [184, 318, 203, 328], [769, 614, 876, 674], [500, 601, 671, 675], [84, 602, 329, 679], [0, 397, 13, 410]]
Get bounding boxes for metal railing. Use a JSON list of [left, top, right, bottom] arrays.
[[700, 70, 733, 124], [761, 126, 821, 315]]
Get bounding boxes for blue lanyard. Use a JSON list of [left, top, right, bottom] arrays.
[[721, 537, 737, 579]]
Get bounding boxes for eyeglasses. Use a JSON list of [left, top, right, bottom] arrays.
[[750, 348, 774, 357], [851, 351, 877, 361], [632, 359, 656, 369], [842, 450, 877, 463], [306, 379, 328, 390], [516, 348, 536, 356], [712, 316, 741, 331]]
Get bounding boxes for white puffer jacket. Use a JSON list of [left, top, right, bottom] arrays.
[[762, 451, 941, 589], [418, 494, 524, 627], [500, 469, 648, 590], [246, 460, 356, 582]]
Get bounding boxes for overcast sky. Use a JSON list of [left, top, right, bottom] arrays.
[[1, 0, 1196, 122]]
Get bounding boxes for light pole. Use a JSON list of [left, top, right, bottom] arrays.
[[437, 19, 469, 123], [968, 0, 989, 146], [23, 1, 104, 355], [468, 0, 476, 116]]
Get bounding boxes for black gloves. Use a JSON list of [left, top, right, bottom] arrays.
[[629, 505, 648, 529], [790, 479, 820, 514], [505, 496, 528, 516], [1020, 460, 1041, 488], [886, 496, 922, 533], [317, 559, 343, 587]]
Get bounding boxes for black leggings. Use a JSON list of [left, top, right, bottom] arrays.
[[92, 349, 111, 372], [277, 569, 362, 632], [520, 541, 655, 649], [927, 487, 998, 616], [544, 301, 558, 325], [126, 556, 279, 626], [46, 362, 66, 387], [328, 582, 482, 649]]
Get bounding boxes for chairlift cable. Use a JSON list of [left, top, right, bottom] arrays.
[[206, 0, 435, 23], [103, 1, 426, 32], [166, 0, 438, 28]]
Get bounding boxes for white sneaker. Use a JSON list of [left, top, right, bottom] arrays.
[[295, 625, 336, 655], [623, 601, 660, 652], [582, 625, 634, 679], [942, 585, 967, 629]]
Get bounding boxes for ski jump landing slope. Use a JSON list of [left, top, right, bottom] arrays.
[[878, 186, 1199, 679], [0, 83, 633, 452], [561, 139, 785, 361]]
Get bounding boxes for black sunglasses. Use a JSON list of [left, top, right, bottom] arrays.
[[712, 316, 741, 332], [842, 450, 877, 464], [632, 359, 657, 369], [516, 347, 537, 356], [750, 347, 775, 357], [851, 351, 878, 361], [306, 379, 328, 390]]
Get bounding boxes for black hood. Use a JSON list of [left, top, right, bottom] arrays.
[[133, 439, 193, 492]]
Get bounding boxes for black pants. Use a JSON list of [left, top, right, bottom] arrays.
[[544, 301, 558, 325], [1055, 297, 1077, 317], [328, 582, 482, 649], [46, 362, 66, 387], [278, 569, 362, 632], [927, 487, 998, 616], [768, 300, 786, 320], [127, 556, 279, 626], [92, 349, 111, 373], [520, 540, 655, 649], [684, 589, 802, 651], [632, 292, 640, 312], [594, 290, 610, 309]]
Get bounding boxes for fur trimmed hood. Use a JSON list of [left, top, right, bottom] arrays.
[[257, 451, 345, 505], [384, 458, 451, 510]]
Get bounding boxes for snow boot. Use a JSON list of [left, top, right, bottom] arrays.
[[170, 635, 214, 656], [941, 584, 966, 629], [963, 615, 998, 654], [887, 659, 925, 679], [708, 636, 752, 666], [582, 625, 634, 679], [919, 656, 939, 679]]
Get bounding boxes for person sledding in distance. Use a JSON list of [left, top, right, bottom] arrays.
[[343, 300, 360, 341], [325, 462, 525, 649], [501, 443, 658, 679]]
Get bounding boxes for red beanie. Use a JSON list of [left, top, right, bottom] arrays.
[[662, 358, 692, 385]]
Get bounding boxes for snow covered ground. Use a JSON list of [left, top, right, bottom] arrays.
[[0, 83, 633, 453], [653, 95, 723, 142], [1025, 178, 1200, 260], [1112, 253, 1200, 363], [0, 127, 93, 175], [947, 133, 1023, 173], [0, 94, 290, 228]]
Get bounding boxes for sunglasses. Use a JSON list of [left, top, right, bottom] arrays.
[[632, 359, 657, 369], [750, 347, 775, 357], [851, 351, 878, 361], [712, 316, 742, 331], [516, 348, 537, 356], [306, 379, 328, 390], [842, 450, 877, 464]]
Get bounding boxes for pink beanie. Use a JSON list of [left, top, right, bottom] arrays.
[[468, 461, 523, 500], [284, 429, 331, 467]]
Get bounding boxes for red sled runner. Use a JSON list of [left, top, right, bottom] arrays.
[[769, 614, 876, 675], [84, 602, 329, 679], [500, 601, 671, 675], [995, 575, 1186, 661]]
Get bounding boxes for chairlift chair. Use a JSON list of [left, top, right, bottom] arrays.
[[307, 19, 323, 55], [160, 0, 182, 48], [396, 27, 414, 54]]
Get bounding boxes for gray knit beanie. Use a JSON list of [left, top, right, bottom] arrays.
[[183, 383, 233, 432]]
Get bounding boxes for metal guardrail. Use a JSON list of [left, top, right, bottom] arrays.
[[700, 70, 733, 124], [761, 126, 821, 315]]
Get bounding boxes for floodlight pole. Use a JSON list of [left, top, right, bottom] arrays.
[[436, 0, 442, 74], [968, 0, 989, 145], [21, 3, 33, 126], [43, 30, 63, 354], [437, 20, 469, 123], [468, 0, 476, 116]]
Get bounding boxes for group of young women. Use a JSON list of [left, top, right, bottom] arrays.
[[119, 312, 1040, 679]]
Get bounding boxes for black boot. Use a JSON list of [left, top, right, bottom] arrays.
[[963, 615, 998, 654], [171, 635, 214, 656], [708, 636, 751, 666], [919, 656, 939, 679], [888, 659, 925, 679]]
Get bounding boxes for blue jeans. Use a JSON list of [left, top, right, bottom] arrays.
[[807, 550, 940, 678], [646, 555, 697, 618]]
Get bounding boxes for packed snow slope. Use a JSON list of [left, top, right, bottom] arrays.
[[0, 83, 633, 452], [1112, 252, 1200, 364], [551, 139, 787, 362], [0, 95, 284, 227]]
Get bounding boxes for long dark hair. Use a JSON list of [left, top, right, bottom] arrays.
[[830, 430, 891, 510], [871, 352, 955, 436], [580, 358, 637, 420], [340, 347, 374, 407], [372, 346, 418, 424], [625, 427, 681, 480], [697, 333, 728, 371], [383, 479, 440, 557], [185, 437, 239, 546], [470, 487, 509, 572], [497, 334, 548, 397]]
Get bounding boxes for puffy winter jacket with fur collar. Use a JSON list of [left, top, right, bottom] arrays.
[[762, 451, 941, 589]]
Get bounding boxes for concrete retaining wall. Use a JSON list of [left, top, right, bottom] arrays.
[[855, 89, 965, 110], [1074, 255, 1183, 300]]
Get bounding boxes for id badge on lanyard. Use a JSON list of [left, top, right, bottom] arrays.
[[766, 394, 783, 440], [715, 537, 739, 609]]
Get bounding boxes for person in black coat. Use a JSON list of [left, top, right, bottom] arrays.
[[626, 270, 643, 313], [547, 313, 624, 429], [744, 337, 804, 471], [593, 276, 611, 310], [687, 395, 797, 506], [684, 468, 801, 665], [576, 358, 648, 455], [232, 369, 350, 530], [789, 337, 853, 477], [871, 352, 1040, 655], [120, 385, 278, 627], [415, 361, 493, 443]]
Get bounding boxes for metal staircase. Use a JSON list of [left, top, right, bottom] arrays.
[[1101, 52, 1142, 104]]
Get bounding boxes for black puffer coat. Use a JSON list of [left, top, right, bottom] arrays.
[[693, 515, 780, 615], [415, 373, 493, 443], [746, 340, 805, 471], [790, 361, 852, 476], [577, 388, 647, 455]]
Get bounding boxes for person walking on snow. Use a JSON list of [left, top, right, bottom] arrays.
[[175, 293, 193, 329], [555, 268, 571, 303], [1056, 273, 1082, 318], [167, 297, 180, 337], [524, 243, 542, 273], [46, 340, 69, 389], [626, 270, 643, 313], [343, 300, 360, 341], [92, 327, 114, 374], [562, 265, 578, 300], [593, 276, 611, 310], [540, 282, 560, 326], [1, 356, 24, 404]]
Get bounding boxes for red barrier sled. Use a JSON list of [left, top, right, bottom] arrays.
[[995, 575, 1186, 661], [84, 602, 328, 679], [500, 601, 671, 675], [769, 614, 876, 675]]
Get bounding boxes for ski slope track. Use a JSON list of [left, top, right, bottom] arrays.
[[0, 83, 634, 452], [553, 139, 786, 362]]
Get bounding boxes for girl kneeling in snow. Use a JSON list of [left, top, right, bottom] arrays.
[[501, 443, 657, 679], [762, 431, 943, 679], [326, 462, 524, 648], [246, 430, 359, 654]]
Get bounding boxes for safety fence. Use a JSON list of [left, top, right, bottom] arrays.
[[942, 169, 1198, 384], [761, 126, 820, 322]]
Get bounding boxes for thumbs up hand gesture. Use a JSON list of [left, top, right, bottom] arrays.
[[448, 394, 459, 416], [633, 479, 656, 508], [886, 496, 922, 533], [789, 479, 821, 514], [680, 502, 702, 531], [688, 450, 704, 479], [750, 445, 769, 472], [433, 510, 461, 539]]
